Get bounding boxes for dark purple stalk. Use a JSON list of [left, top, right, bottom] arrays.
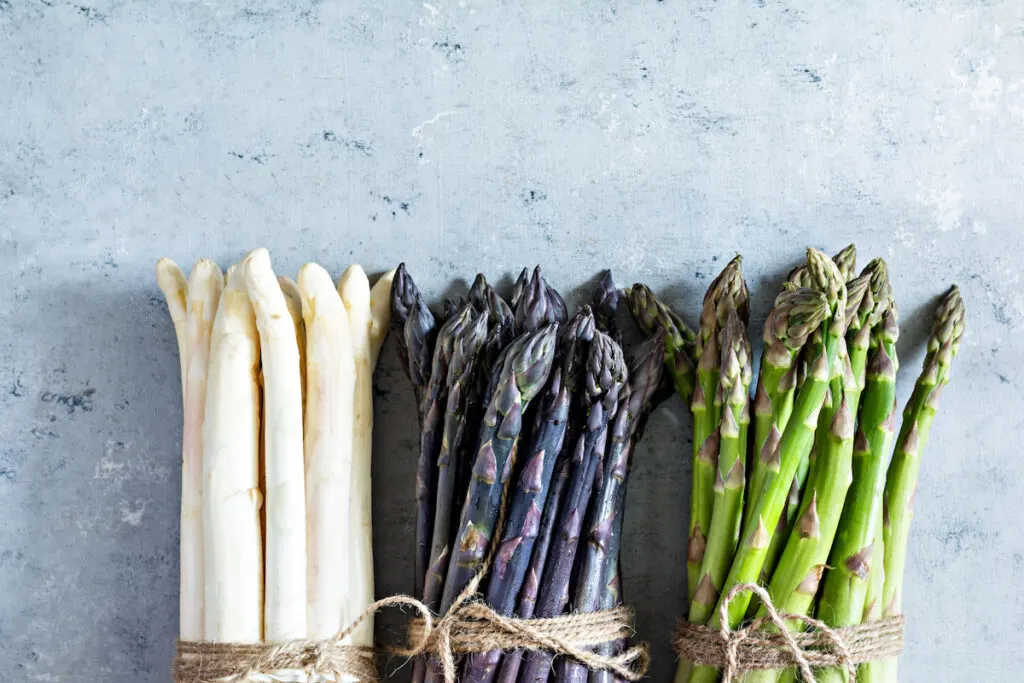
[[391, 264, 437, 407], [591, 270, 620, 339], [510, 268, 529, 310], [437, 325, 559, 614], [561, 332, 666, 683], [517, 332, 626, 683], [415, 306, 475, 601], [516, 266, 568, 332], [422, 313, 490, 608]]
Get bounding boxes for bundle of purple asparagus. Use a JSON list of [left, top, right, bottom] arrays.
[[629, 247, 965, 683], [391, 266, 663, 683]]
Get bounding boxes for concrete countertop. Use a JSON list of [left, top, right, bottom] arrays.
[[1, 1, 1022, 681]]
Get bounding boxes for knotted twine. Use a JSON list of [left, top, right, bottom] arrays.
[[174, 428, 649, 683], [673, 583, 904, 683]]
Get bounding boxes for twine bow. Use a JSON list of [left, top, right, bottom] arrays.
[[673, 583, 905, 683]]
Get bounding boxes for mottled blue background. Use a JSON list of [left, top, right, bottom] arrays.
[[1, 1, 1022, 681]]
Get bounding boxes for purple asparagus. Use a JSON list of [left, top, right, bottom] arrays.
[[436, 324, 559, 614], [517, 331, 627, 683], [561, 332, 666, 683], [462, 310, 598, 683], [391, 264, 437, 407], [591, 270, 621, 339]]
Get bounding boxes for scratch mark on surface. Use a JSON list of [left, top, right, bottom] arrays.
[[412, 111, 459, 140]]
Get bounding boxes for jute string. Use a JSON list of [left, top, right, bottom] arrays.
[[174, 429, 649, 683], [673, 583, 904, 683]]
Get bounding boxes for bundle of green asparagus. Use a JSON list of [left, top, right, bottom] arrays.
[[628, 246, 964, 683], [157, 250, 392, 673], [391, 266, 662, 683]]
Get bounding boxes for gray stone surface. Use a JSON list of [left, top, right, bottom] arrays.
[[1, 1, 1022, 681]]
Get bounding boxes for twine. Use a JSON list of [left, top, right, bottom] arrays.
[[673, 583, 905, 682], [174, 420, 649, 683]]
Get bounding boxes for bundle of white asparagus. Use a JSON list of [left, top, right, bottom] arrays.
[[156, 250, 394, 660]]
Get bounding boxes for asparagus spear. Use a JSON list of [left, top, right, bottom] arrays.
[[880, 287, 965, 683], [687, 311, 752, 625], [462, 366, 571, 683], [463, 310, 596, 683], [857, 513, 887, 683], [416, 306, 477, 604], [689, 257, 749, 601], [517, 331, 627, 683], [155, 259, 189, 406], [204, 263, 264, 642], [746, 287, 830, 526], [437, 325, 559, 613], [591, 270, 621, 337], [391, 264, 437, 406], [422, 312, 490, 608], [624, 283, 698, 404], [515, 266, 568, 332], [833, 243, 857, 282], [178, 259, 224, 640], [511, 268, 529, 310], [245, 249, 306, 641], [560, 332, 666, 683], [687, 249, 846, 683], [492, 308, 596, 683], [740, 345, 857, 683], [818, 308, 899, 683]]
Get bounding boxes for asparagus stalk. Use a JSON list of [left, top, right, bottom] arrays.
[[740, 345, 857, 683], [510, 267, 529, 310], [688, 249, 846, 683], [591, 270, 621, 337], [463, 310, 596, 683], [560, 331, 666, 683], [278, 276, 307, 414], [368, 268, 396, 368], [417, 306, 477, 604], [833, 243, 857, 282], [816, 312, 899, 683], [858, 515, 886, 682], [437, 325, 559, 613], [391, 264, 437, 407], [515, 266, 568, 332], [495, 447, 572, 683], [687, 311, 752, 625], [243, 249, 307, 641], [338, 264, 380, 646], [422, 312, 490, 608], [746, 287, 830, 530], [173, 259, 223, 639], [689, 257, 749, 601], [155, 258, 189, 405], [297, 263, 355, 639], [517, 331, 627, 683], [880, 287, 965, 683], [203, 264, 263, 642], [624, 283, 698, 403]]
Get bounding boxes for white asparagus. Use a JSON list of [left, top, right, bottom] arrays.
[[367, 268, 396, 368], [179, 259, 223, 640], [203, 264, 264, 642], [298, 263, 357, 639], [155, 258, 188, 405], [244, 249, 307, 642], [278, 275, 307, 416], [337, 265, 375, 646]]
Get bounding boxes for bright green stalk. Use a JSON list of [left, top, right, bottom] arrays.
[[879, 286, 965, 683], [858, 514, 886, 682], [688, 311, 752, 625], [687, 249, 847, 683], [687, 257, 749, 602], [740, 348, 856, 683], [747, 286, 830, 525], [817, 307, 899, 683]]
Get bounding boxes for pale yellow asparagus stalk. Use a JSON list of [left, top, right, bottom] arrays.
[[368, 268, 396, 368], [179, 260, 223, 639], [337, 265, 375, 647], [279, 275, 307, 415], [244, 249, 307, 642], [155, 258, 188, 405], [299, 263, 357, 639], [202, 264, 263, 642]]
